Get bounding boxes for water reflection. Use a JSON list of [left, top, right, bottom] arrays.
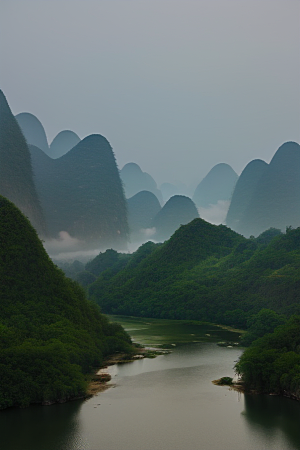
[[2, 318, 300, 450], [242, 394, 300, 449], [0, 400, 87, 450]]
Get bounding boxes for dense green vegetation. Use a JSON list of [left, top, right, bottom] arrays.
[[83, 221, 300, 398], [83, 219, 300, 329], [0, 196, 132, 410], [235, 316, 300, 398], [0, 91, 46, 235]]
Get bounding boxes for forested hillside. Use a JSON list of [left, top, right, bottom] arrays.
[[0, 196, 132, 410], [236, 316, 300, 399], [85, 220, 300, 328]]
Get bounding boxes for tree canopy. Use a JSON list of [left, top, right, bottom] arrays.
[[0, 196, 132, 409]]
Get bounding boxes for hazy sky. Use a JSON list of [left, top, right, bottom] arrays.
[[1, 0, 299, 188]]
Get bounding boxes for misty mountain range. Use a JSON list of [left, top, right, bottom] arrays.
[[225, 142, 300, 237], [29, 134, 129, 251], [0, 88, 299, 256]]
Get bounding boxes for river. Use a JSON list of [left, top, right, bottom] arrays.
[[1, 317, 300, 450]]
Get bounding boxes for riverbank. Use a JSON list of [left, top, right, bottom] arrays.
[[86, 347, 169, 396]]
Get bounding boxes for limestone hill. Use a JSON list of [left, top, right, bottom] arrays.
[[127, 190, 161, 242], [193, 163, 238, 208], [30, 134, 128, 250], [238, 142, 300, 236], [226, 159, 268, 233], [50, 130, 80, 158], [15, 112, 49, 153], [152, 195, 199, 242], [120, 162, 163, 203], [0, 91, 46, 235]]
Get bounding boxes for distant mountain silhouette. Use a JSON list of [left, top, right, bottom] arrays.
[[120, 163, 163, 203], [50, 130, 80, 158], [226, 159, 268, 232], [152, 195, 199, 241], [15, 112, 49, 153], [238, 142, 300, 237], [0, 91, 46, 235], [127, 190, 161, 241], [30, 134, 128, 250], [193, 163, 238, 208]]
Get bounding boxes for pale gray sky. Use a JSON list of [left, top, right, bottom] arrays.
[[1, 0, 299, 187]]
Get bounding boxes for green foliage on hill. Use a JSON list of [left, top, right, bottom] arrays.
[[235, 316, 300, 398], [86, 219, 300, 328], [0, 91, 46, 235], [86, 249, 125, 277], [240, 309, 286, 346], [0, 196, 132, 410]]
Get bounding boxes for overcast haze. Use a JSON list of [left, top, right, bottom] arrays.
[[1, 0, 299, 187]]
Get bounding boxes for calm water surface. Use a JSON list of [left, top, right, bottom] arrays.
[[1, 317, 300, 450]]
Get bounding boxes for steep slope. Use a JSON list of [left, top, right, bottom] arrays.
[[30, 134, 128, 250], [49, 130, 80, 158], [193, 163, 238, 208], [226, 159, 268, 232], [88, 221, 300, 326], [0, 196, 132, 409], [152, 195, 199, 241], [120, 162, 163, 202], [0, 91, 46, 235], [15, 112, 49, 153], [239, 142, 300, 236], [89, 218, 246, 318]]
